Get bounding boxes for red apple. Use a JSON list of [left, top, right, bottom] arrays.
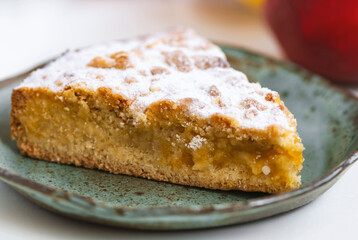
[[265, 0, 358, 84]]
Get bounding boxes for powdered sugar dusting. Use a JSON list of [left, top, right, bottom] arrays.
[[188, 135, 207, 150], [17, 27, 294, 131]]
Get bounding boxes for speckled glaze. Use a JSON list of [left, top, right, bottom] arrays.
[[1, 46, 358, 230]]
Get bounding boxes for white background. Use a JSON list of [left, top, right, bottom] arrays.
[[1, 1, 357, 239]]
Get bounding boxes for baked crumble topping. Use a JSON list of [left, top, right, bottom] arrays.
[[17, 27, 294, 131]]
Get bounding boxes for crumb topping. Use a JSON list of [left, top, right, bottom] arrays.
[[17, 27, 294, 130]]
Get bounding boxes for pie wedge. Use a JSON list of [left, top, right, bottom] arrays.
[[10, 27, 304, 193]]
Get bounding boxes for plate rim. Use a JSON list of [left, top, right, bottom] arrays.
[[1, 45, 358, 217]]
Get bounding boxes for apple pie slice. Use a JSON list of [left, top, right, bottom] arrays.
[[11, 27, 304, 193]]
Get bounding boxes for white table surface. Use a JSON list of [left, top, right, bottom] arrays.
[[1, 1, 357, 239]]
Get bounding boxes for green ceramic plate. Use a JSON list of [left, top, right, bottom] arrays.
[[1, 46, 358, 230]]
